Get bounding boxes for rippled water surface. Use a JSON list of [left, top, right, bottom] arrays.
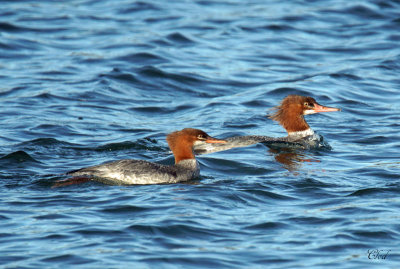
[[1, 0, 400, 268]]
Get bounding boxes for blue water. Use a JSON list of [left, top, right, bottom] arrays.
[[1, 0, 400, 268]]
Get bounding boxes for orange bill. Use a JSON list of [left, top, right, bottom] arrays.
[[313, 103, 341, 113]]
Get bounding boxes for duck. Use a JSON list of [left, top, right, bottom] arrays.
[[194, 95, 340, 154], [66, 128, 226, 185]]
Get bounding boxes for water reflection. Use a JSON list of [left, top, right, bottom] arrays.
[[268, 147, 320, 172]]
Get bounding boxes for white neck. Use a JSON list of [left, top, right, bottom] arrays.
[[288, 128, 315, 138], [176, 159, 199, 170]]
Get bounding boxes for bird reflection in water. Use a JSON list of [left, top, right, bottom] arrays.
[[268, 147, 320, 173]]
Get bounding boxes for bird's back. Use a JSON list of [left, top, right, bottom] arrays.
[[67, 159, 199, 185]]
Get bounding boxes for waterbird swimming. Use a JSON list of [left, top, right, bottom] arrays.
[[66, 128, 226, 185], [194, 95, 341, 154]]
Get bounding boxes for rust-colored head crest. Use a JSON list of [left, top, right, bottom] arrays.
[[166, 128, 225, 164], [269, 95, 314, 133]]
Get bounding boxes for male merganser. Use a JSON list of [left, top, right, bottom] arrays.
[[194, 95, 340, 154], [66, 128, 226, 185]]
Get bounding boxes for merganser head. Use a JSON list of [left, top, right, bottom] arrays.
[[167, 128, 226, 164], [269, 95, 340, 134]]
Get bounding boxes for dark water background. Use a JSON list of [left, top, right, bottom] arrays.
[[1, 0, 400, 268]]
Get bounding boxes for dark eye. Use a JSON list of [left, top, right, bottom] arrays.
[[197, 134, 206, 140], [304, 102, 313, 108]]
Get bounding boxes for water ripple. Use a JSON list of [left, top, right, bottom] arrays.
[[1, 0, 400, 268]]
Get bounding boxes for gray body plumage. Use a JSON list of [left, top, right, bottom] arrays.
[[193, 135, 282, 154], [67, 159, 200, 185], [193, 131, 330, 155]]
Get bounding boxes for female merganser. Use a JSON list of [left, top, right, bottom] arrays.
[[66, 128, 226, 185], [194, 95, 340, 154]]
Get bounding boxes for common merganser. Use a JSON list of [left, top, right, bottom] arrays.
[[194, 95, 340, 154], [66, 128, 226, 185]]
